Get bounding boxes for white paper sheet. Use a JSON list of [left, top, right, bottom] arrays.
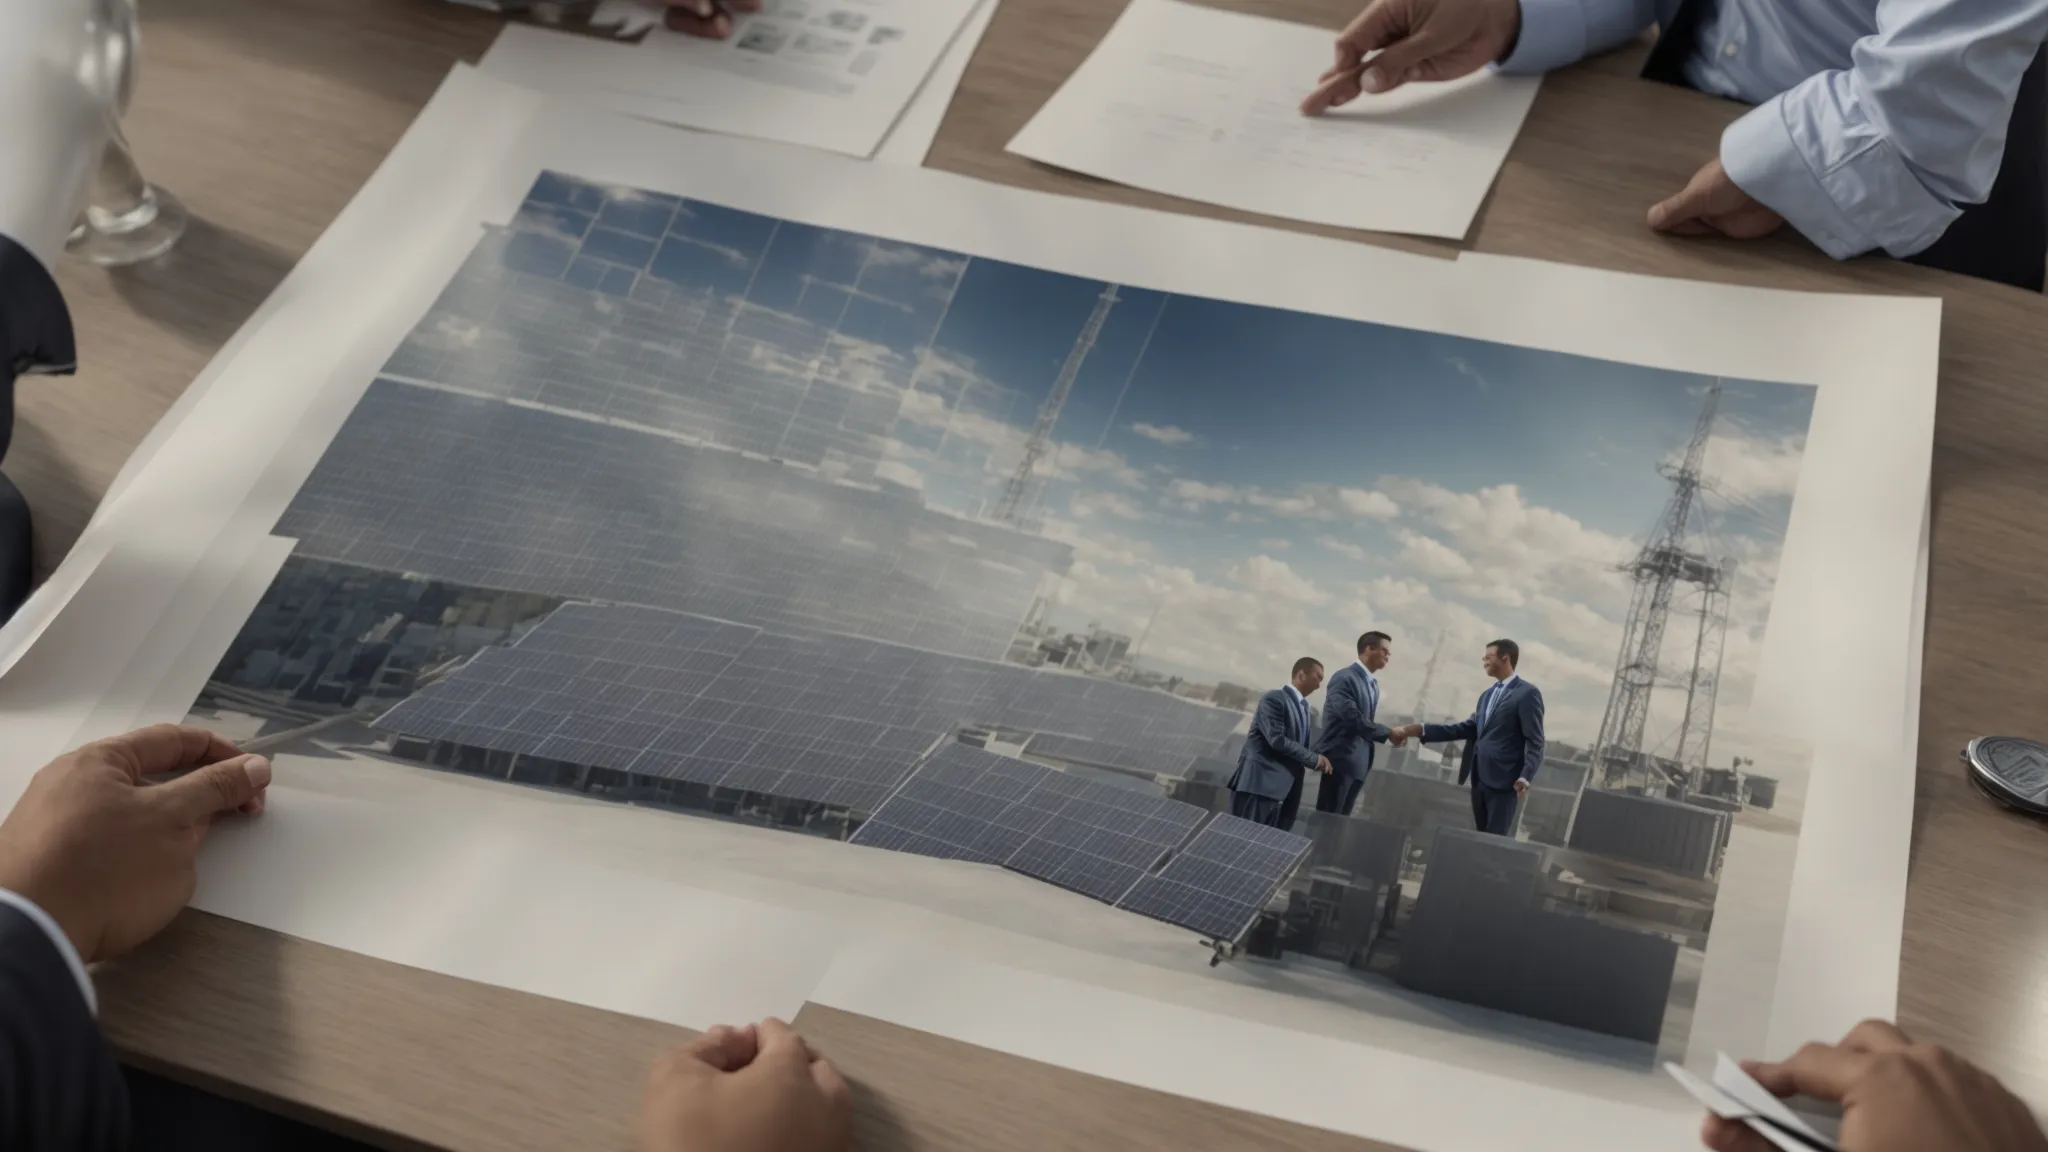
[[811, 937, 1698, 1150], [193, 787, 843, 1032], [1006, 0, 1541, 239], [872, 0, 996, 165], [4, 68, 1942, 1152], [478, 0, 980, 159]]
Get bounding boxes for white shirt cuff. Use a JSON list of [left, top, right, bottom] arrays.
[[0, 889, 95, 1017]]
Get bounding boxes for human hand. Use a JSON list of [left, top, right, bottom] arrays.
[[1649, 157, 1785, 242], [0, 724, 270, 964], [1301, 0, 1522, 114], [1513, 778, 1529, 798], [1316, 755, 1334, 776], [1700, 1020, 2048, 1152], [1394, 724, 1424, 742], [659, 0, 762, 39], [640, 1018, 853, 1152], [1388, 731, 1408, 747]]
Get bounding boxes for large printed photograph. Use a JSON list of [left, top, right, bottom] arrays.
[[184, 171, 1816, 1080]]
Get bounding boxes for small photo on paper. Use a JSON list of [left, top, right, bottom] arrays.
[[735, 21, 791, 54], [190, 169, 1822, 1105], [792, 32, 854, 56], [818, 9, 867, 32], [868, 24, 905, 45]]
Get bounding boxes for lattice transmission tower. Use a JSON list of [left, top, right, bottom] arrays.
[[1410, 629, 1445, 723], [1586, 379, 1736, 796], [995, 284, 1120, 526]]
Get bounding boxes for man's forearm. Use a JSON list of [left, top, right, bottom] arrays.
[[1720, 0, 2048, 260]]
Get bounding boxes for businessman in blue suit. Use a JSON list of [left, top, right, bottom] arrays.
[[1394, 639, 1544, 836], [1227, 657, 1332, 830], [1314, 631, 1398, 817]]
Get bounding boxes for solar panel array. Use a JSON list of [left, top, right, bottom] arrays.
[[850, 743, 1209, 902], [1022, 732, 1206, 779], [1117, 814, 1315, 942], [376, 601, 1248, 810], [278, 380, 1066, 661]]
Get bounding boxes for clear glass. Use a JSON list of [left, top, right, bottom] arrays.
[[65, 0, 186, 267]]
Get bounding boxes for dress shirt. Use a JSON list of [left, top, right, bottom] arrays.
[[1282, 683, 1312, 743], [1498, 0, 2048, 260], [1351, 660, 1381, 719], [0, 890, 93, 1015], [1480, 673, 1520, 729]]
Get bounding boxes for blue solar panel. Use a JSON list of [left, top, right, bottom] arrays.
[[1116, 814, 1313, 942], [850, 743, 1208, 904]]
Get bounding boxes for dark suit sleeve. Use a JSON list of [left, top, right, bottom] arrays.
[[1517, 687, 1546, 783], [0, 902, 128, 1151], [1422, 712, 1476, 745], [1319, 674, 1362, 749], [1256, 695, 1318, 770]]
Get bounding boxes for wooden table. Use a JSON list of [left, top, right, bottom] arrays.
[[24, 0, 2048, 1146]]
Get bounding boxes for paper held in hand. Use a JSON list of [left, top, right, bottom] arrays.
[[1007, 0, 1541, 239]]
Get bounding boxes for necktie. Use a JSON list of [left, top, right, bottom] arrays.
[[1366, 675, 1379, 720], [1483, 682, 1504, 728]]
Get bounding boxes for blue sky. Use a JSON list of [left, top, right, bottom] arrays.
[[636, 194, 1818, 751]]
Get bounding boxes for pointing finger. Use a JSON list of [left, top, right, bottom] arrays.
[[1302, 67, 1365, 115]]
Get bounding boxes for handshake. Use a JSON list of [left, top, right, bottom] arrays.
[[1387, 723, 1424, 747]]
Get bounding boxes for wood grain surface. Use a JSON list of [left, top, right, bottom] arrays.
[[30, 0, 2048, 1146]]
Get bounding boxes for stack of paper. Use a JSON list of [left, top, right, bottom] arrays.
[[477, 0, 991, 159]]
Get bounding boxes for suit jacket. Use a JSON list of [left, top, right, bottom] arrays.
[[1423, 678, 1545, 792], [1227, 687, 1319, 801], [0, 900, 127, 1150], [1314, 664, 1389, 783]]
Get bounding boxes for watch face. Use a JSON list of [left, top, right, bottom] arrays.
[[1963, 737, 2048, 815]]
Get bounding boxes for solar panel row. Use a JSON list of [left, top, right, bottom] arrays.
[[1117, 814, 1316, 942], [849, 742, 1211, 904], [375, 600, 1249, 819]]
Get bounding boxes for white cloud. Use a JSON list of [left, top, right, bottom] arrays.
[[1130, 422, 1198, 446], [1053, 444, 1148, 490], [1394, 531, 1473, 580], [1700, 426, 1806, 501], [662, 233, 754, 270], [874, 460, 925, 490], [1447, 355, 1491, 391], [1383, 478, 1635, 610], [1071, 491, 1146, 520], [1163, 480, 1401, 523], [864, 241, 968, 282], [1229, 555, 1331, 606], [1318, 536, 1368, 562], [1337, 488, 1400, 519], [1167, 479, 1242, 507]]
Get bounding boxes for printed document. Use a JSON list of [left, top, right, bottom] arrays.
[[480, 0, 980, 158], [1007, 0, 1541, 239]]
